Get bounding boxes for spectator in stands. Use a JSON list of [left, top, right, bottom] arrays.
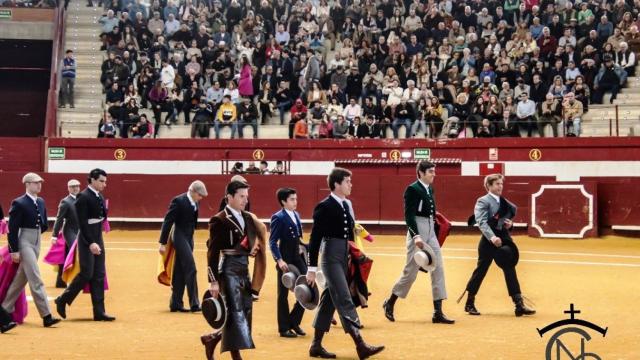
[[476, 118, 495, 138], [516, 92, 537, 137], [182, 82, 203, 124], [616, 42, 636, 77], [357, 115, 381, 139], [100, 114, 117, 138], [275, 81, 291, 126], [572, 75, 590, 113], [343, 97, 362, 123], [332, 115, 351, 139], [99, 10, 119, 50], [259, 161, 270, 175], [562, 92, 583, 137], [593, 55, 623, 104], [392, 98, 414, 139], [238, 97, 259, 139], [131, 114, 151, 138], [215, 95, 238, 139], [271, 161, 285, 175], [496, 109, 519, 137], [148, 80, 171, 127], [293, 116, 310, 139], [230, 162, 244, 174], [289, 99, 308, 139], [538, 93, 561, 137], [191, 100, 214, 139], [59, 50, 76, 109], [245, 161, 261, 174]]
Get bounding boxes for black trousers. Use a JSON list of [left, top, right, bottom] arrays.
[[465, 237, 521, 297], [170, 237, 199, 310], [276, 255, 307, 333], [313, 238, 361, 333], [59, 241, 106, 316]]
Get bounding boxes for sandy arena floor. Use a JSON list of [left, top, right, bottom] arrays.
[[0, 230, 639, 359]]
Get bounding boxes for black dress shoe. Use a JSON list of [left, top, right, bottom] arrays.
[[292, 325, 306, 336], [190, 305, 202, 313], [515, 304, 536, 317], [170, 307, 189, 313], [382, 299, 395, 322], [54, 297, 66, 319], [465, 303, 481, 316], [55, 280, 67, 289], [279, 329, 297, 338], [43, 315, 62, 327], [432, 312, 455, 324], [309, 345, 337, 358], [356, 342, 385, 360], [1, 322, 17, 333], [93, 313, 116, 321]]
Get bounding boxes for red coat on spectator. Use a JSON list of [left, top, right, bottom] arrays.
[[238, 63, 254, 97]]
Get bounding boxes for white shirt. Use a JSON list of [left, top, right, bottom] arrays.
[[418, 179, 431, 195], [284, 209, 298, 226], [488, 192, 500, 204], [70, 194, 77, 200], [226, 205, 245, 230], [187, 192, 197, 211]]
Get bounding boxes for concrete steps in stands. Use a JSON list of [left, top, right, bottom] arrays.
[[57, 0, 107, 136]]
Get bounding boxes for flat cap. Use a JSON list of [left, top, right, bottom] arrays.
[[22, 172, 44, 184]]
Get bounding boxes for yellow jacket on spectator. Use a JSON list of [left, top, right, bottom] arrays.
[[563, 100, 583, 121], [217, 103, 237, 122]]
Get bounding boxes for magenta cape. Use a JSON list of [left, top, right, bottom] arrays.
[[0, 246, 28, 324]]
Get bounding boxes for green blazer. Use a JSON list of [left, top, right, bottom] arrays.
[[404, 180, 436, 238]]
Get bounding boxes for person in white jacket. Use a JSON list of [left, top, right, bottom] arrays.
[[383, 79, 404, 106]]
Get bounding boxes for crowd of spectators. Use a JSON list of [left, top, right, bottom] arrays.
[[95, 0, 640, 139]]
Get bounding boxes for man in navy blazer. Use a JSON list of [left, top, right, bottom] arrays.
[[269, 188, 308, 338], [1, 172, 61, 331], [159, 180, 208, 312]]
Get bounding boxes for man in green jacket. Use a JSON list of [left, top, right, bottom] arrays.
[[382, 160, 454, 324]]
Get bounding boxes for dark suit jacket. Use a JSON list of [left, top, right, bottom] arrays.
[[52, 195, 80, 246], [496, 117, 520, 137], [75, 188, 106, 247], [207, 207, 258, 282], [8, 195, 48, 252], [404, 180, 436, 238], [268, 209, 303, 263], [308, 196, 354, 267], [159, 193, 198, 245]]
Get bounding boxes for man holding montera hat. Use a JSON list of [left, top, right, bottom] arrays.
[[306, 168, 384, 359], [459, 174, 535, 317], [206, 180, 263, 360], [269, 187, 308, 338], [383, 160, 454, 324]]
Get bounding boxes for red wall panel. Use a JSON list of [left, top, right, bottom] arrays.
[[0, 137, 44, 171], [1, 172, 638, 229]]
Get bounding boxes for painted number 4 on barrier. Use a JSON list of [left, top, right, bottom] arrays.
[[49, 147, 65, 160], [414, 148, 431, 160]]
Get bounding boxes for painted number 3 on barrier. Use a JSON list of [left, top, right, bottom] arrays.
[[114, 149, 127, 160]]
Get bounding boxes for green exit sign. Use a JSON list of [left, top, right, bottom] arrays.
[[414, 148, 431, 159], [49, 147, 65, 160], [0, 9, 11, 20]]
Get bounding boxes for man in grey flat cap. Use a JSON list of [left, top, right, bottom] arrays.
[[159, 180, 208, 312], [0, 173, 62, 333], [51, 179, 81, 288]]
